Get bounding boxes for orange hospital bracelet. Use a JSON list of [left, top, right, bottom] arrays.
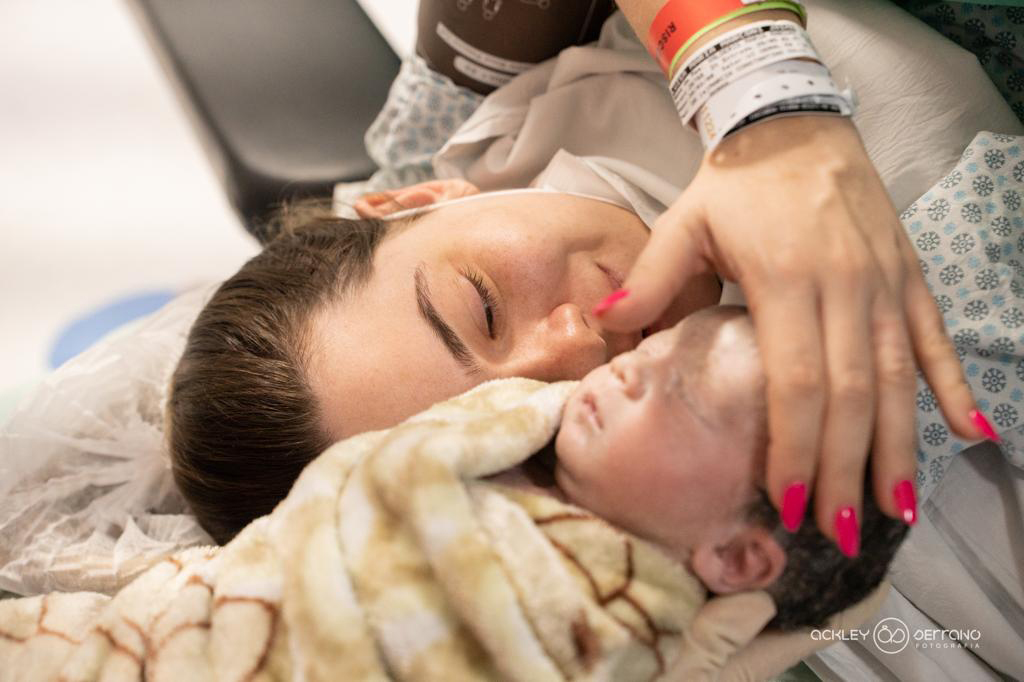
[[648, 0, 807, 75]]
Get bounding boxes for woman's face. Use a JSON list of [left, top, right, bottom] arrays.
[[309, 190, 721, 438]]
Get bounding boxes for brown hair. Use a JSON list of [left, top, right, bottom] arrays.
[[167, 203, 392, 544]]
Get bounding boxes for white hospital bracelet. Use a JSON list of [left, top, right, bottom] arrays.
[[669, 20, 820, 129], [696, 59, 857, 150]]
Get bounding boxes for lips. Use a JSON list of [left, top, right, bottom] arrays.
[[581, 391, 602, 430]]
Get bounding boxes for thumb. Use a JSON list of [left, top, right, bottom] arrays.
[[597, 192, 710, 333]]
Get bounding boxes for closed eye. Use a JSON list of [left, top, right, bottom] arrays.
[[461, 267, 500, 339]]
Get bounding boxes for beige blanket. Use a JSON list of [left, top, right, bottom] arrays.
[[0, 378, 704, 681]]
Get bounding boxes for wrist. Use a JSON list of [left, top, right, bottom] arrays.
[[698, 61, 857, 150], [666, 8, 803, 76], [670, 19, 843, 144], [712, 114, 860, 162]]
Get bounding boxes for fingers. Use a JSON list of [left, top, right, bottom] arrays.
[[752, 282, 826, 532], [867, 294, 919, 524], [812, 274, 875, 550], [596, 193, 710, 332], [856, 216, 919, 528], [902, 251, 983, 441]]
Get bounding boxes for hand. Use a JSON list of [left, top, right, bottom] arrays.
[[668, 582, 891, 681], [667, 591, 776, 681], [597, 115, 983, 550]]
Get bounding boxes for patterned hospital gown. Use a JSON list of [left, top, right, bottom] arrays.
[[906, 131, 1024, 499]]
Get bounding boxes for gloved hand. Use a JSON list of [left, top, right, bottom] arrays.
[[668, 580, 891, 681]]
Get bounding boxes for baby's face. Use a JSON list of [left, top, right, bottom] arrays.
[[554, 306, 766, 555]]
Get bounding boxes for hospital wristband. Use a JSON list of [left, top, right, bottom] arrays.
[[648, 0, 806, 76], [695, 59, 857, 150], [669, 20, 821, 130]]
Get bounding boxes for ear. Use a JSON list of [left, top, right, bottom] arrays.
[[354, 179, 480, 218], [690, 526, 786, 594]]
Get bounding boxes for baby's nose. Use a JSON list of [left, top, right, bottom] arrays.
[[610, 356, 644, 399]]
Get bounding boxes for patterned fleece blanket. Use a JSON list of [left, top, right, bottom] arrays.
[[0, 378, 705, 681]]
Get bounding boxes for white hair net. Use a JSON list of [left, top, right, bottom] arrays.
[[0, 286, 217, 596]]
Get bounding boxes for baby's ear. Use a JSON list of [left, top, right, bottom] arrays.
[[690, 526, 786, 594], [354, 179, 480, 218]]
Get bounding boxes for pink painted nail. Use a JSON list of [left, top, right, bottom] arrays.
[[835, 507, 860, 558], [969, 409, 1001, 443], [893, 480, 917, 526], [593, 289, 629, 316], [780, 481, 807, 532]]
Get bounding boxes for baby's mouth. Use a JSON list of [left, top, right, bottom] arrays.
[[582, 392, 603, 430]]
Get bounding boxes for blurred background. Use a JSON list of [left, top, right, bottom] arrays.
[[0, 0, 415, 409]]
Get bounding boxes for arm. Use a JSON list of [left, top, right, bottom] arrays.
[[615, 0, 799, 54]]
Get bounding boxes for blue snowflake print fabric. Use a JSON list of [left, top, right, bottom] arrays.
[[334, 56, 484, 207], [904, 131, 1024, 499]]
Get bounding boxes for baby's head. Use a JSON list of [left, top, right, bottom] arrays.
[[555, 306, 908, 629]]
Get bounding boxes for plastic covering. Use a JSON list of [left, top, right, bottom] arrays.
[[0, 286, 216, 596]]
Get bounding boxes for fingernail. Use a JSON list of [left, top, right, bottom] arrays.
[[593, 289, 629, 316], [893, 479, 917, 526], [780, 481, 807, 532], [835, 507, 860, 558], [969, 409, 1001, 443]]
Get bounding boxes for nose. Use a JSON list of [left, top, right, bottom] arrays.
[[506, 303, 608, 381], [609, 354, 644, 399]]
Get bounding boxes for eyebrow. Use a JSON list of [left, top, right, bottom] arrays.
[[414, 263, 482, 376]]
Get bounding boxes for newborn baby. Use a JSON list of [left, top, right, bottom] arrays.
[[502, 305, 907, 629]]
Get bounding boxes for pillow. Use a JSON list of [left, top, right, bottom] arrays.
[[807, 0, 1023, 210]]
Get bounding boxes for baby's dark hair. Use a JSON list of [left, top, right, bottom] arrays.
[[692, 306, 908, 629], [744, 477, 908, 630], [167, 203, 392, 544]]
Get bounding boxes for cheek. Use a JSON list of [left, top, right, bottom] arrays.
[[554, 413, 630, 506], [668, 436, 755, 520], [488, 237, 569, 291], [616, 223, 650, 263], [554, 416, 587, 470], [587, 417, 673, 504], [608, 415, 713, 509]]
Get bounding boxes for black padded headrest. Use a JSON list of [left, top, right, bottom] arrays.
[[129, 0, 400, 240]]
